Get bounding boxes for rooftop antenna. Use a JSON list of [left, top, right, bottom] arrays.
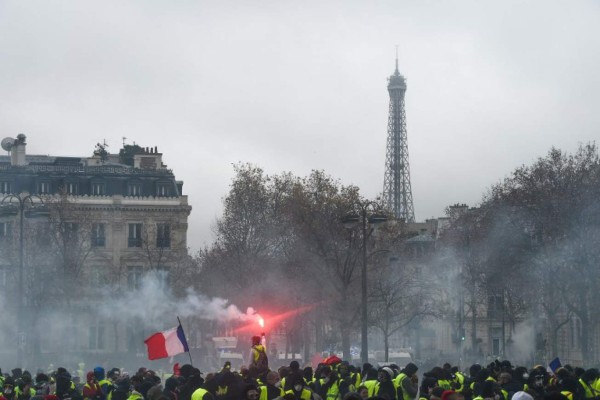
[[122, 137, 127, 147], [395, 45, 399, 74]]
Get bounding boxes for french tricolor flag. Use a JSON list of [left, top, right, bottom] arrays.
[[144, 324, 190, 360]]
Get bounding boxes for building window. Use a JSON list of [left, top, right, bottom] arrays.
[[65, 182, 78, 195], [91, 223, 106, 247], [89, 321, 105, 350], [128, 183, 142, 197], [487, 295, 503, 318], [127, 266, 144, 290], [156, 266, 169, 290], [91, 182, 106, 195], [37, 182, 50, 194], [0, 222, 11, 240], [128, 223, 142, 247], [0, 181, 12, 194], [63, 222, 79, 242], [156, 223, 171, 248], [156, 183, 171, 197], [127, 324, 143, 352]]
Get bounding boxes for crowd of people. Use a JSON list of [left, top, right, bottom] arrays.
[[1, 357, 599, 400]]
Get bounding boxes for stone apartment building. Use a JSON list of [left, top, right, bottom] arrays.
[[0, 134, 191, 367]]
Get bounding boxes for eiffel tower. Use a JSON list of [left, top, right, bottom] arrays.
[[382, 54, 415, 222]]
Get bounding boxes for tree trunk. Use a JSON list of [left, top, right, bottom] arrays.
[[384, 308, 390, 362], [384, 332, 390, 362], [550, 323, 559, 357], [341, 321, 351, 361], [470, 294, 477, 355]]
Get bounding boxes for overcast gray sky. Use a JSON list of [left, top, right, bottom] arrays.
[[1, 1, 599, 250]]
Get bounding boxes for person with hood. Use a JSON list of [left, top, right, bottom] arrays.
[[303, 368, 315, 388], [374, 368, 396, 400], [285, 372, 313, 400], [15, 374, 35, 400], [205, 370, 240, 400], [55, 373, 82, 400], [93, 367, 111, 400], [394, 364, 419, 400], [472, 381, 495, 400], [163, 376, 180, 400], [283, 363, 302, 392], [362, 369, 379, 398], [83, 373, 102, 400], [499, 372, 523, 400], [578, 369, 599, 400], [107, 378, 130, 400], [249, 336, 269, 380], [178, 368, 205, 400], [34, 374, 50, 397], [315, 366, 340, 400], [419, 378, 438, 400]]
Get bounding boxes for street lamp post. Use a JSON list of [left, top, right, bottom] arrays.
[[342, 201, 387, 364], [1, 192, 46, 367]]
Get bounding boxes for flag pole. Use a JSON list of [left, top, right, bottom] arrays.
[[177, 316, 194, 366]]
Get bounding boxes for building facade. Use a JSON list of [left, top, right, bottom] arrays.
[[0, 135, 192, 368]]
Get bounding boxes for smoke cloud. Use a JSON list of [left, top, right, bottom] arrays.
[[97, 275, 260, 329]]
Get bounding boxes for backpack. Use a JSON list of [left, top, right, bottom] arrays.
[[253, 345, 269, 372]]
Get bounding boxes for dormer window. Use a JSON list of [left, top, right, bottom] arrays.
[[128, 183, 142, 196], [0, 181, 12, 194], [38, 181, 50, 194], [156, 183, 171, 197], [91, 182, 106, 196], [64, 182, 78, 195]]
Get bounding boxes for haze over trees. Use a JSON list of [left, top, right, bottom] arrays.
[[201, 144, 600, 365]]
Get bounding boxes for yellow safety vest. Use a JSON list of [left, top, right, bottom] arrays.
[[285, 389, 312, 400], [561, 391, 573, 400], [394, 374, 413, 400], [192, 388, 210, 400], [363, 380, 378, 397], [580, 379, 594, 399], [259, 385, 284, 400]]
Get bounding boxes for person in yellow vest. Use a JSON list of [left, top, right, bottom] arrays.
[[192, 386, 214, 400], [260, 372, 284, 400], [83, 372, 103, 400], [394, 363, 419, 400], [242, 384, 261, 400], [93, 367, 111, 400], [558, 377, 579, 400], [449, 368, 465, 393], [499, 372, 524, 400], [361, 369, 378, 398], [374, 368, 397, 400], [349, 366, 361, 390], [315, 366, 341, 400], [579, 369, 599, 400], [284, 363, 302, 392], [284, 373, 314, 400], [14, 375, 36, 400], [303, 368, 315, 387], [2, 376, 16, 400], [250, 336, 269, 378]]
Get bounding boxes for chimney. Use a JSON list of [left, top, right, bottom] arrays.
[[11, 134, 27, 166]]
